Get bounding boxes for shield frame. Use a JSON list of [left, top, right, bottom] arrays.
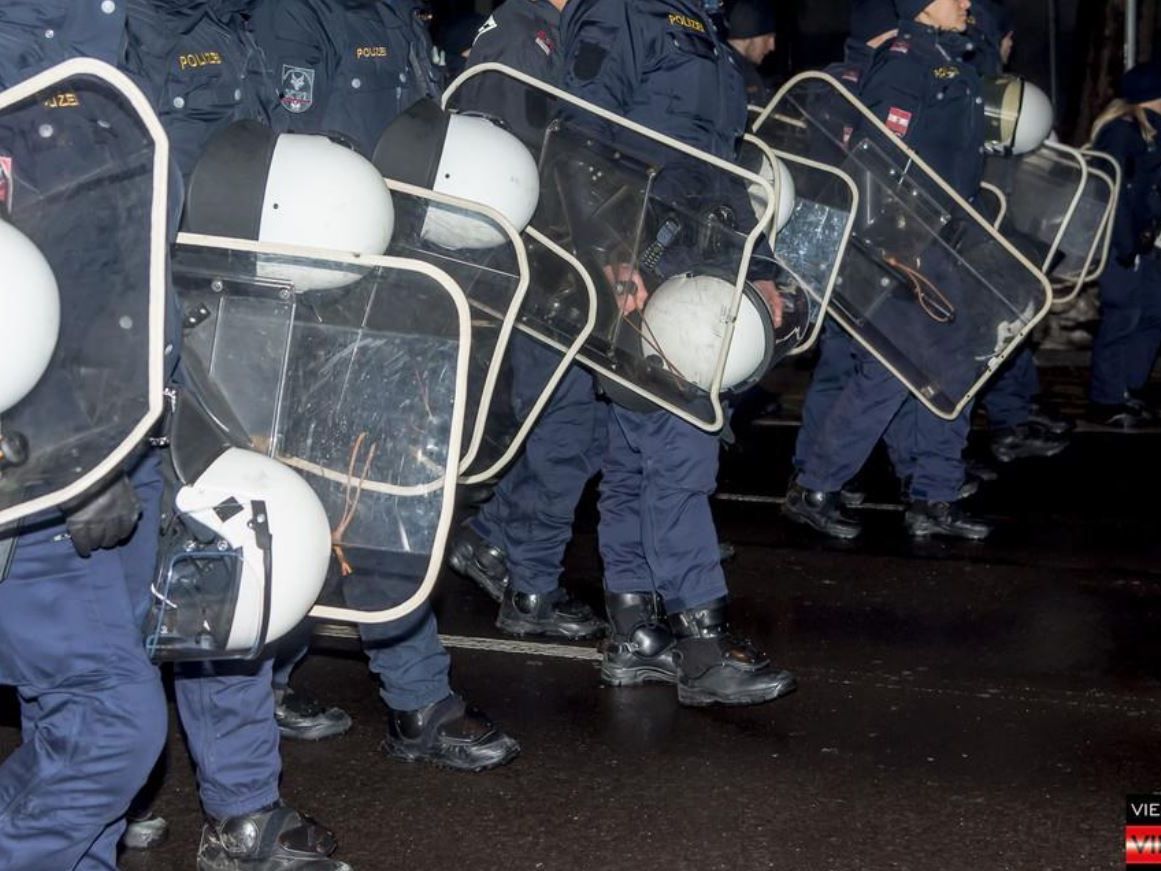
[[1047, 144, 1117, 302], [173, 231, 472, 626], [0, 59, 171, 528], [978, 181, 1009, 228], [752, 71, 1054, 421], [740, 133, 857, 357], [444, 62, 781, 433]]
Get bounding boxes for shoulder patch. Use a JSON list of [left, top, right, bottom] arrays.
[[280, 65, 315, 113], [885, 106, 912, 137], [889, 39, 910, 55], [473, 14, 498, 45], [535, 29, 554, 56], [840, 66, 861, 84], [0, 156, 12, 215]]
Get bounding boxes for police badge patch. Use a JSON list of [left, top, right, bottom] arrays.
[[280, 65, 315, 113], [0, 156, 12, 215]]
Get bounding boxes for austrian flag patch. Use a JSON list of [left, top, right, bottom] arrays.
[[886, 106, 912, 137]]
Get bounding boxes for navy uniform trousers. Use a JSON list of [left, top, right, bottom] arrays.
[[471, 336, 608, 597], [0, 454, 167, 871], [1091, 256, 1161, 405]]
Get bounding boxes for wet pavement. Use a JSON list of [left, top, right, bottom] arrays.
[[5, 358, 1161, 870]]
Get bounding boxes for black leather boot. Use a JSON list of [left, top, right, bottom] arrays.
[[496, 587, 605, 639], [274, 686, 352, 742], [447, 523, 509, 602], [601, 592, 679, 687], [781, 481, 862, 539], [382, 693, 520, 772], [197, 803, 351, 870], [122, 810, 169, 851], [904, 500, 992, 540], [668, 599, 797, 707], [989, 423, 1068, 463]]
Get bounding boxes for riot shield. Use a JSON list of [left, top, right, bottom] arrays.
[[445, 63, 785, 432], [753, 72, 1052, 419], [380, 179, 596, 483], [1068, 148, 1120, 299], [977, 182, 1008, 228], [738, 134, 856, 355], [983, 142, 1089, 285], [172, 234, 471, 625], [1049, 145, 1116, 301], [0, 60, 169, 527]]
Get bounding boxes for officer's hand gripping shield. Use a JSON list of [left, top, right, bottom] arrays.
[[984, 142, 1111, 300], [172, 235, 471, 626], [753, 73, 1053, 419], [0, 60, 169, 526], [379, 179, 596, 483], [445, 64, 810, 432]]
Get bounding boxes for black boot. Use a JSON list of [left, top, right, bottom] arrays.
[[904, 500, 992, 540], [989, 423, 1069, 463], [122, 810, 169, 851], [601, 592, 679, 687], [496, 587, 605, 640], [1086, 401, 1152, 430], [382, 693, 520, 772], [1027, 402, 1074, 435], [447, 523, 509, 602], [668, 599, 797, 707], [275, 686, 352, 742], [197, 803, 351, 870], [782, 481, 862, 539]]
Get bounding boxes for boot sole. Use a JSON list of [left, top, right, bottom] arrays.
[[905, 523, 991, 541], [600, 663, 678, 687], [676, 675, 798, 707], [496, 615, 605, 640], [381, 736, 521, 773], [277, 718, 353, 742], [991, 443, 1068, 463]]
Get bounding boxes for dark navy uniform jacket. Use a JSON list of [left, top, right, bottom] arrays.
[[859, 19, 985, 199], [1094, 112, 1161, 264], [0, 0, 127, 83], [454, 0, 563, 146], [125, 0, 275, 175], [561, 0, 747, 162], [252, 0, 439, 157]]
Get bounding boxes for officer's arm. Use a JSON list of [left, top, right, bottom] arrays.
[[252, 0, 332, 135]]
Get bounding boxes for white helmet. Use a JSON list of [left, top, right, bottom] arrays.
[[146, 447, 333, 661], [639, 273, 776, 393], [983, 76, 1054, 156], [747, 153, 796, 234], [185, 121, 395, 290], [0, 219, 60, 414], [373, 100, 540, 250]]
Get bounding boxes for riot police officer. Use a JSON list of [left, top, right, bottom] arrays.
[[120, 2, 355, 869], [0, 5, 169, 868], [1087, 63, 1161, 429], [560, 0, 796, 705], [724, 0, 778, 105], [786, 0, 993, 541], [251, 0, 521, 772], [441, 0, 611, 643]]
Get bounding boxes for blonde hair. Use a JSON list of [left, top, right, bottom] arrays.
[[1090, 98, 1158, 145]]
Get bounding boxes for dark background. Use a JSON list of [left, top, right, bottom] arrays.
[[431, 0, 1161, 144]]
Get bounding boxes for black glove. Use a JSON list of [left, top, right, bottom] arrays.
[[62, 473, 142, 558]]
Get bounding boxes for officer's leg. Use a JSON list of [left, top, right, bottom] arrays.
[[344, 576, 520, 772], [0, 460, 167, 871], [903, 404, 992, 540], [269, 622, 352, 743], [618, 409, 795, 706], [983, 347, 1068, 462], [597, 406, 679, 687], [792, 322, 855, 473], [1126, 258, 1161, 399], [1090, 260, 1147, 423], [786, 347, 906, 538]]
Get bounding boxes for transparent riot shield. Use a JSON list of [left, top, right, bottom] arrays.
[[738, 134, 856, 355], [753, 72, 1052, 419], [446, 64, 785, 432], [172, 234, 471, 625], [984, 143, 1087, 278], [1081, 149, 1120, 283], [0, 60, 169, 527], [380, 179, 596, 483]]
